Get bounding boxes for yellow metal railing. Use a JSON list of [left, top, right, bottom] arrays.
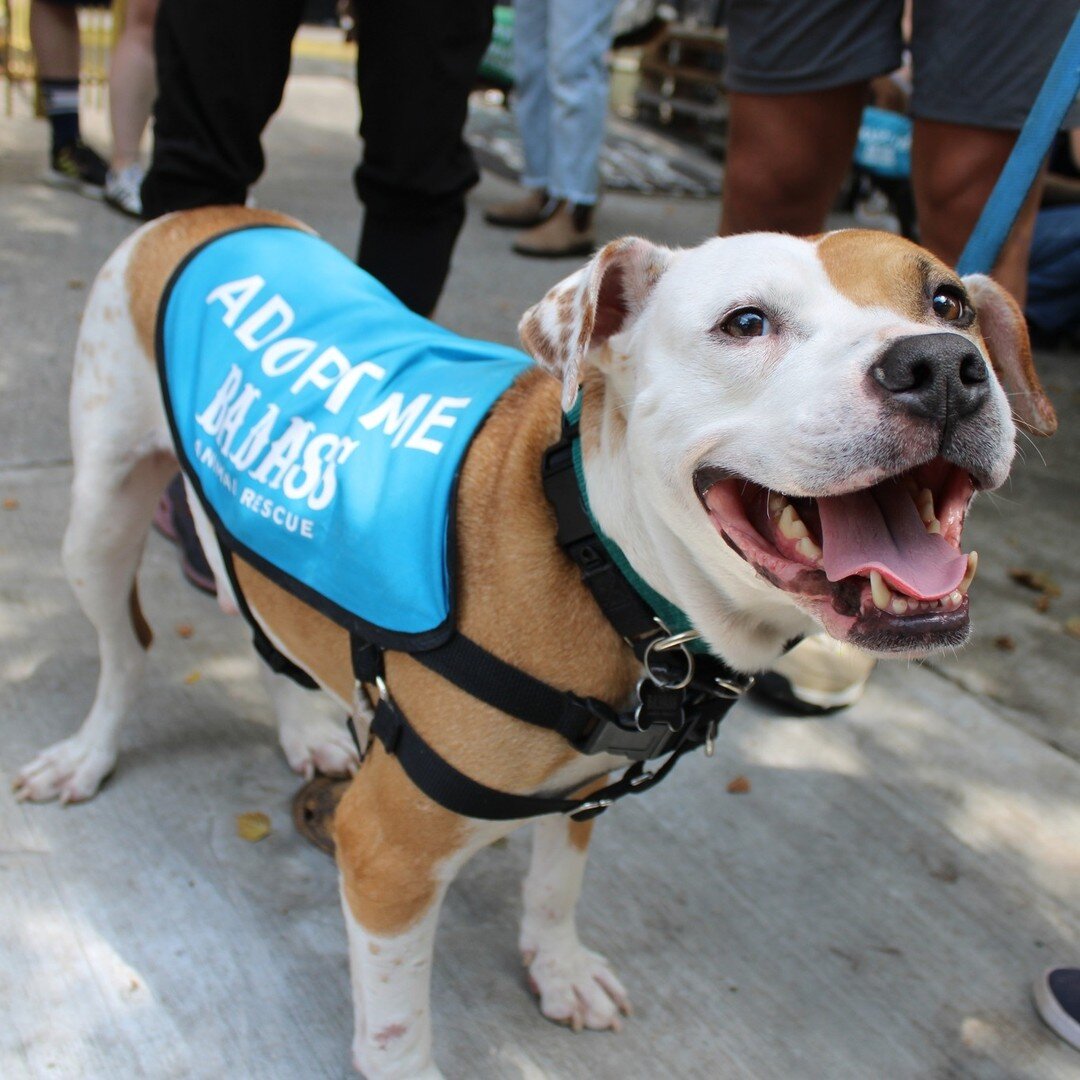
[[1, 0, 125, 115]]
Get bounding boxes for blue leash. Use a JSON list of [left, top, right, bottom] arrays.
[[958, 11, 1080, 276]]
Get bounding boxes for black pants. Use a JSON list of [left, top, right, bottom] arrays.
[[142, 0, 494, 315]]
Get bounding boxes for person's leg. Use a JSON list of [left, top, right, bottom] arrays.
[[510, 0, 618, 256], [720, 85, 869, 236], [542, 0, 618, 208], [108, 0, 158, 171], [513, 0, 550, 195], [353, 0, 494, 315], [30, 0, 109, 192], [720, 0, 903, 236], [484, 0, 553, 228], [103, 0, 159, 216], [911, 121, 1042, 306], [141, 0, 303, 218], [29, 0, 79, 79]]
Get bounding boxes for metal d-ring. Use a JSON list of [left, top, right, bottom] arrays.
[[642, 626, 699, 691]]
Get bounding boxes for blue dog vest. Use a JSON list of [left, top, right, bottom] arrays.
[[157, 226, 531, 649]]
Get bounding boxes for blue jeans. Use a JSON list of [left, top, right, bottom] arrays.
[[512, 0, 620, 206], [1026, 204, 1080, 340]]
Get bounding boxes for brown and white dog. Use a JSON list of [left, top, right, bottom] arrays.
[[14, 208, 1055, 1078]]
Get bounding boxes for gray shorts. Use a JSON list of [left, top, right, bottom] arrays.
[[725, 0, 1079, 131]]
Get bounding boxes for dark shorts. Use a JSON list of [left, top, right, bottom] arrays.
[[725, 0, 1079, 130]]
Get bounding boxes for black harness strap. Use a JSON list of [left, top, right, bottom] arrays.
[[340, 411, 765, 822], [410, 633, 618, 746], [368, 694, 705, 822]]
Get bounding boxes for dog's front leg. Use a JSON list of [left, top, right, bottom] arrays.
[[335, 759, 486, 1079], [520, 813, 631, 1032]]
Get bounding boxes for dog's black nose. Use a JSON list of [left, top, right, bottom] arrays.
[[870, 333, 989, 424]]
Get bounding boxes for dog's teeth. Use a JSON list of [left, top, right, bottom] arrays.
[[778, 505, 810, 539], [891, 596, 909, 615], [870, 570, 893, 611], [941, 591, 963, 611], [957, 551, 978, 595], [916, 487, 942, 533], [795, 537, 823, 564], [768, 492, 788, 517]]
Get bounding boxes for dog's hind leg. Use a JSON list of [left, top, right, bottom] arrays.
[[520, 813, 632, 1032], [14, 231, 176, 803], [258, 663, 361, 780]]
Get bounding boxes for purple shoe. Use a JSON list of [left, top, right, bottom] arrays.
[[155, 475, 217, 595]]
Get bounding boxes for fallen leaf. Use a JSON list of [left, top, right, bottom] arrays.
[[1034, 595, 1052, 614], [1064, 618, 1080, 640], [183, 670, 201, 684], [993, 635, 1016, 652], [2, 498, 18, 510], [727, 775, 751, 794], [175, 623, 194, 638], [236, 811, 271, 842], [1008, 568, 1062, 597], [67, 278, 85, 289]]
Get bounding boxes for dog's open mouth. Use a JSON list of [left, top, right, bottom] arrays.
[[695, 459, 978, 652]]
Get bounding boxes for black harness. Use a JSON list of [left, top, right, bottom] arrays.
[[326, 412, 763, 822]]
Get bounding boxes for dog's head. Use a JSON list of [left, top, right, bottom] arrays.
[[520, 229, 1056, 665]]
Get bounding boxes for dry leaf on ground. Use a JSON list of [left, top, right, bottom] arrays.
[[236, 812, 271, 842], [2, 498, 19, 510], [993, 635, 1016, 652], [727, 775, 751, 794], [175, 623, 194, 638], [1008, 568, 1062, 597]]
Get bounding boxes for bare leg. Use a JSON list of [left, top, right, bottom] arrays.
[[520, 814, 631, 1031], [913, 119, 1043, 306], [108, 0, 159, 170], [719, 85, 868, 236], [29, 0, 79, 79]]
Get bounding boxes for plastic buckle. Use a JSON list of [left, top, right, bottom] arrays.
[[575, 700, 678, 761]]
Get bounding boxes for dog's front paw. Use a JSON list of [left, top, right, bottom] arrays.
[[13, 736, 116, 804], [279, 712, 360, 781], [523, 940, 632, 1033]]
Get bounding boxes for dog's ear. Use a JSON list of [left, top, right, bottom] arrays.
[[518, 237, 673, 409], [962, 273, 1057, 436]]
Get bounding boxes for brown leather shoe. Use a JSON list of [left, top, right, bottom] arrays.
[[512, 201, 595, 258], [483, 188, 552, 228]]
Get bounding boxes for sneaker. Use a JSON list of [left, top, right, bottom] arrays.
[[512, 201, 595, 258], [104, 163, 145, 218], [153, 475, 217, 596], [753, 635, 876, 714], [45, 140, 108, 199], [484, 188, 552, 229], [1034, 967, 1080, 1051]]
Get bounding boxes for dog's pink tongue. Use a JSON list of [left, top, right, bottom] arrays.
[[817, 481, 967, 600]]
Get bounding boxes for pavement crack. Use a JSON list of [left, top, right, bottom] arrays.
[[0, 457, 73, 473]]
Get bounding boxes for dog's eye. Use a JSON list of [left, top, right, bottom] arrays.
[[932, 287, 966, 322], [720, 308, 770, 337]]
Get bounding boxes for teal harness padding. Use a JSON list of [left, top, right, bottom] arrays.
[[565, 402, 706, 653], [157, 226, 531, 649]]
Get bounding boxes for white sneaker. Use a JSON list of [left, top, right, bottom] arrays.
[[755, 635, 876, 713], [104, 163, 145, 218]]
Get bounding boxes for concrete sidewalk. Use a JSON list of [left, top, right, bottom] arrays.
[[1, 74, 1078, 1080]]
